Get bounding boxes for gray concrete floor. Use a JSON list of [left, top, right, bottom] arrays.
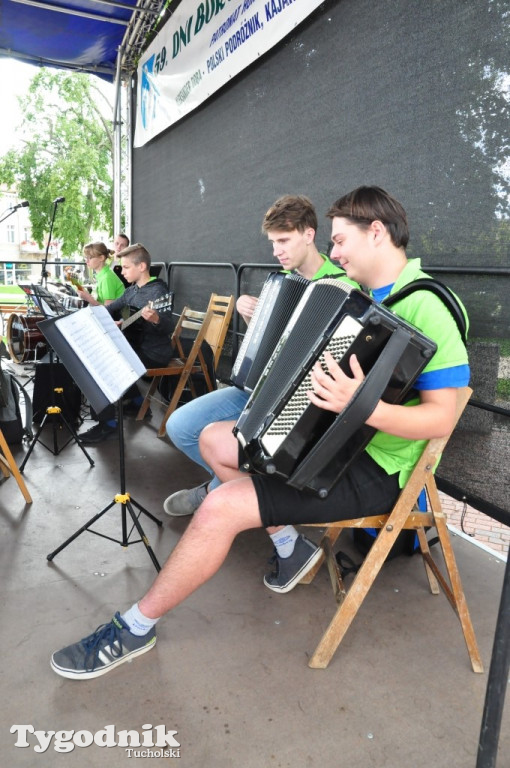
[[1, 380, 509, 767]]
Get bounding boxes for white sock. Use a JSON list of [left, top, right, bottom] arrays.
[[121, 603, 159, 636], [270, 526, 299, 558]]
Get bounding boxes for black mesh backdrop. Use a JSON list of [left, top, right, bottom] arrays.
[[132, 0, 509, 521]]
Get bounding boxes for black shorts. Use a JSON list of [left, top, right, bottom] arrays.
[[252, 450, 401, 528]]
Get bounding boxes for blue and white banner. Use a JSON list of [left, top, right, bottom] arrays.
[[134, 0, 324, 147]]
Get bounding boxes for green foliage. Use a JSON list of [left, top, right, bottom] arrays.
[[0, 69, 114, 257], [497, 379, 510, 400]]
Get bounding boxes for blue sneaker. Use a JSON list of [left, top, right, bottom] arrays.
[[50, 612, 156, 680], [264, 534, 322, 594]]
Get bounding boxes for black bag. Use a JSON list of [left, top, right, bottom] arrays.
[[351, 527, 422, 560], [336, 528, 425, 578], [0, 369, 28, 444]]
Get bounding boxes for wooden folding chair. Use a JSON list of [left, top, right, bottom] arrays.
[[0, 428, 32, 503], [136, 293, 234, 437], [300, 386, 483, 672]]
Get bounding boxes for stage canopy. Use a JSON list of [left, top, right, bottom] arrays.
[[0, 0, 176, 80]]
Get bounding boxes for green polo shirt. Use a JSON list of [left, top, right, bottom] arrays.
[[306, 254, 360, 288], [365, 258, 470, 487], [95, 265, 125, 304]]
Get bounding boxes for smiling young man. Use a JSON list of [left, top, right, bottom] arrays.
[[51, 186, 469, 680]]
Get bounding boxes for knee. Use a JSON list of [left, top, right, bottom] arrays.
[[166, 403, 194, 447], [193, 485, 244, 537], [198, 423, 216, 467]]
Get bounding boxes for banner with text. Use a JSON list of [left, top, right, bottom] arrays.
[[134, 0, 324, 147]]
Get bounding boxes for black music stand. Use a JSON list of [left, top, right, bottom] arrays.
[[18, 285, 94, 472], [41, 306, 162, 571]]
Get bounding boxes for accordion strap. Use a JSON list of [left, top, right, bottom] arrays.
[[382, 278, 467, 345], [288, 324, 413, 497]]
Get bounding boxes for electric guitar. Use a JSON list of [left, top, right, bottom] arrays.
[[120, 293, 174, 332]]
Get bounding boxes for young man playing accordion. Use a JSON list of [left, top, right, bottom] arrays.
[[51, 186, 469, 680], [164, 194, 359, 592]]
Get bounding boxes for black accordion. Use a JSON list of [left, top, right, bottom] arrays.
[[230, 272, 310, 391], [234, 279, 437, 498]]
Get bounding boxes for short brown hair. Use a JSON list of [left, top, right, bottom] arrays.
[[326, 186, 409, 248], [119, 243, 151, 268], [262, 195, 318, 235]]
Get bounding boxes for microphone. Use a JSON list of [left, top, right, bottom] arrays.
[[53, 196, 65, 204], [11, 201, 29, 210]]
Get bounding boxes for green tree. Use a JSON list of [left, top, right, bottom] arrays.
[[0, 69, 114, 257]]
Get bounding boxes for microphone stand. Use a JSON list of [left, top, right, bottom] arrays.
[[40, 199, 62, 286], [0, 206, 20, 225]]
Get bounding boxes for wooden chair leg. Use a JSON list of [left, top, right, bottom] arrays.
[[0, 455, 10, 479], [308, 496, 415, 669], [416, 525, 441, 595], [423, 515, 484, 672], [136, 375, 162, 421], [300, 527, 342, 585], [423, 477, 483, 672], [157, 373, 193, 438], [0, 431, 32, 504]]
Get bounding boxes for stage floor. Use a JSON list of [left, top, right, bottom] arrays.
[[1, 361, 508, 768]]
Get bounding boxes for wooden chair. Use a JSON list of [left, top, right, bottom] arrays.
[[300, 386, 484, 672], [0, 428, 32, 503], [136, 293, 234, 437]]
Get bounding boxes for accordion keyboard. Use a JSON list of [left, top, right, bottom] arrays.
[[260, 315, 362, 454]]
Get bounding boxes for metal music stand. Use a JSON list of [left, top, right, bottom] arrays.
[[47, 398, 162, 571], [42, 306, 162, 571], [18, 285, 94, 472]]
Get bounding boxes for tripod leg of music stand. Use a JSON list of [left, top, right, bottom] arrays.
[[56, 409, 95, 466], [47, 500, 116, 561], [125, 500, 161, 572], [129, 495, 164, 527], [19, 415, 48, 473]]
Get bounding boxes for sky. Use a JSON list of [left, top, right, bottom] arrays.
[[0, 58, 38, 152], [0, 57, 114, 154]]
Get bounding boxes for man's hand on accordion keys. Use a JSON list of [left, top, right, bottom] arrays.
[[236, 294, 259, 324], [308, 351, 365, 413]]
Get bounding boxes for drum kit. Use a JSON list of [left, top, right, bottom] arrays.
[[4, 281, 87, 365]]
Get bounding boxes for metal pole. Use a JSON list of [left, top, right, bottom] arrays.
[[476, 555, 510, 767]]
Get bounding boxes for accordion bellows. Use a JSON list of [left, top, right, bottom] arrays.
[[231, 272, 310, 392], [234, 277, 436, 498]]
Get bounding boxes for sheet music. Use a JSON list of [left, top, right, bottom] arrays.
[[54, 305, 146, 403]]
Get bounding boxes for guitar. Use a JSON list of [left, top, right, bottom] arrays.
[[64, 269, 85, 292], [120, 293, 174, 331]]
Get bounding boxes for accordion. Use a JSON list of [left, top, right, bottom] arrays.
[[234, 279, 437, 498], [230, 272, 310, 391]]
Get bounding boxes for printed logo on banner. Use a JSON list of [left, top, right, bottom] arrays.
[[141, 54, 160, 130]]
